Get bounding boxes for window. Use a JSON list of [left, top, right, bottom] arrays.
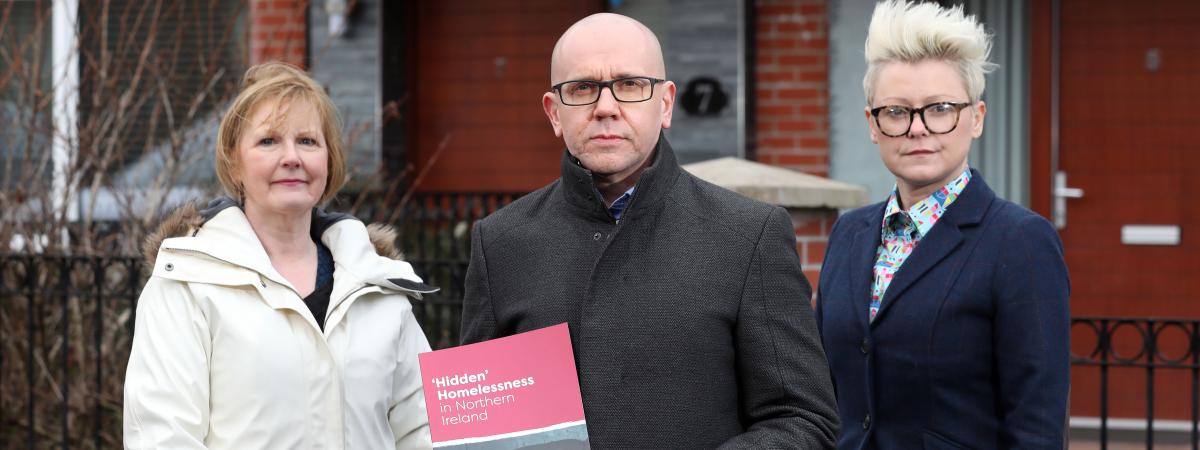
[[0, 0, 54, 189], [76, 0, 247, 185]]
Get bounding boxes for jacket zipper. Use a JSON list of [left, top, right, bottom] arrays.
[[322, 285, 373, 334], [167, 246, 354, 446]]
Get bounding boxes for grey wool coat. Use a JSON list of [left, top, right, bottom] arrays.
[[461, 136, 839, 449]]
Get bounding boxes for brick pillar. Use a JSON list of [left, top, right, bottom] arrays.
[[790, 208, 837, 299], [250, 0, 308, 67], [755, 0, 829, 177]]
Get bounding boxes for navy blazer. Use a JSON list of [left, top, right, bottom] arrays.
[[816, 171, 1070, 449]]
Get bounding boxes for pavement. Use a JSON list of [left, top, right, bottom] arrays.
[[1070, 427, 1195, 449]]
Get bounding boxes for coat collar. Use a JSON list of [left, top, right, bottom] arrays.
[[559, 134, 682, 222], [853, 169, 995, 326], [154, 199, 437, 302]]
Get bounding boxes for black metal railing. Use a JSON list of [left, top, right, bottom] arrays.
[[14, 196, 1196, 449], [0, 192, 518, 447], [1071, 317, 1200, 449], [390, 192, 521, 349], [0, 255, 142, 449]]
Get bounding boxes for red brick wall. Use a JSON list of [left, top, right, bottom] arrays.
[[249, 0, 307, 67], [758, 0, 834, 290], [791, 208, 837, 297], [755, 0, 829, 177]]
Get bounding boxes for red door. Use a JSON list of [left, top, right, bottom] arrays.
[[1033, 0, 1200, 422], [413, 1, 601, 192]]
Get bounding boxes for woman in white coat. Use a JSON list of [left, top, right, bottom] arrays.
[[123, 62, 436, 449]]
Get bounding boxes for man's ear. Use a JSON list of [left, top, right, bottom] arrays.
[[864, 106, 879, 144], [659, 81, 677, 129], [543, 92, 563, 137]]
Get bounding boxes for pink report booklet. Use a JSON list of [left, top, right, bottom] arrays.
[[417, 323, 589, 449]]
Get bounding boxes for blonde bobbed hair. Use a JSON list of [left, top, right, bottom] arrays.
[[215, 61, 346, 205], [862, 0, 997, 105]]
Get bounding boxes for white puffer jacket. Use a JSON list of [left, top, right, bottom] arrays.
[[124, 199, 435, 449]]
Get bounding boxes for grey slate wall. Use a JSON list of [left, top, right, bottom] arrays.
[[309, 0, 382, 180], [828, 0, 890, 203], [615, 0, 746, 164]]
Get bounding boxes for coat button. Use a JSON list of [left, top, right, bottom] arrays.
[[592, 232, 602, 240], [860, 338, 870, 354], [863, 414, 871, 430], [164, 263, 174, 271]]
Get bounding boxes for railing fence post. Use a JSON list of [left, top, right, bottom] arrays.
[[1100, 318, 1110, 450], [25, 256, 37, 449], [93, 259, 105, 448], [58, 257, 71, 448], [1191, 321, 1199, 450], [1146, 320, 1155, 449]]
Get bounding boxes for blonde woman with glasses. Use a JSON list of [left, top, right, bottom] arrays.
[[815, 2, 1070, 448]]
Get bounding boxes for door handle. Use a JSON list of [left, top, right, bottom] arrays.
[[1053, 171, 1084, 229]]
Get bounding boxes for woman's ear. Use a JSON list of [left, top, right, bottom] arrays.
[[971, 101, 987, 138], [864, 106, 880, 144]]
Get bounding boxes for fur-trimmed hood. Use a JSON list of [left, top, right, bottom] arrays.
[[144, 197, 403, 269], [143, 197, 436, 298]]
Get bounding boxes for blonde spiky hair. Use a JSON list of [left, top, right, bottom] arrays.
[[862, 0, 997, 104]]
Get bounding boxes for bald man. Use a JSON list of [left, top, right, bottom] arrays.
[[461, 13, 838, 448]]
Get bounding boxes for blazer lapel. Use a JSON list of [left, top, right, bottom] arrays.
[[871, 170, 994, 325], [849, 204, 886, 330], [872, 220, 963, 325]]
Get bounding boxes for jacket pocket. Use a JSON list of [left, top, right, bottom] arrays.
[[923, 430, 972, 450]]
